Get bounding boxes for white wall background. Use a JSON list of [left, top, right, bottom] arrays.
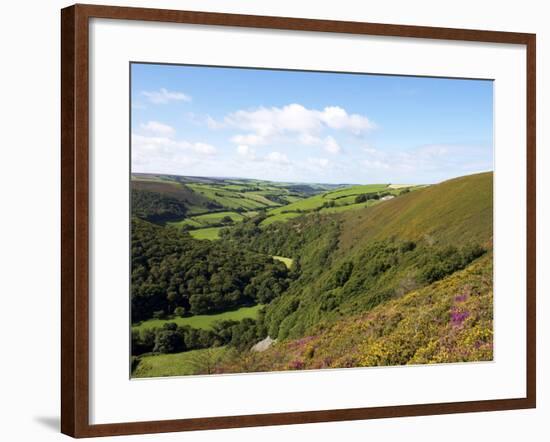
[[0, 0, 546, 440]]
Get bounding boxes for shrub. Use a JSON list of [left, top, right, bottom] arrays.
[[174, 306, 186, 317], [152, 310, 166, 319]]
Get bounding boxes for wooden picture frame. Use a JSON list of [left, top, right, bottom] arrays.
[[61, 3, 536, 438]]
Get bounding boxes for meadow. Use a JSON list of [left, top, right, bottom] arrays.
[[272, 256, 293, 269], [132, 304, 263, 333], [133, 347, 227, 378], [189, 226, 223, 240]]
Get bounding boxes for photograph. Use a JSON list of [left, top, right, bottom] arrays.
[[129, 63, 494, 378]]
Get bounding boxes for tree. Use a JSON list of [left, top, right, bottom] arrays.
[[174, 306, 186, 317], [153, 323, 185, 353], [152, 310, 165, 319], [131, 217, 290, 322], [188, 347, 223, 375], [355, 194, 367, 203]]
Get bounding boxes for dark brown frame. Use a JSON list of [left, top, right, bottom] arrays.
[[61, 3, 536, 438]]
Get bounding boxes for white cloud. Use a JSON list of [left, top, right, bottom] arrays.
[[363, 159, 390, 169], [299, 134, 341, 154], [363, 145, 378, 154], [224, 104, 321, 139], [132, 134, 197, 174], [324, 136, 341, 154], [140, 121, 175, 137], [320, 106, 375, 134], [192, 142, 217, 155], [231, 133, 266, 146], [265, 151, 290, 165], [361, 144, 492, 179], [141, 88, 192, 104], [308, 157, 330, 168], [206, 115, 224, 130], [236, 145, 256, 160], [132, 134, 217, 162], [209, 103, 374, 152]]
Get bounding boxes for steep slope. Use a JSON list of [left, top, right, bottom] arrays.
[[222, 172, 493, 340], [217, 253, 493, 373], [132, 179, 216, 219], [339, 172, 493, 251]]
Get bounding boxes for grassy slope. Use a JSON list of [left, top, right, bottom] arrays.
[[218, 253, 493, 374], [132, 304, 263, 333], [261, 212, 304, 226], [133, 347, 227, 378], [132, 179, 210, 213], [339, 172, 493, 251], [133, 175, 328, 224], [167, 211, 245, 229], [258, 172, 493, 340], [272, 256, 293, 269], [262, 184, 418, 226], [187, 184, 279, 210], [189, 226, 223, 240]]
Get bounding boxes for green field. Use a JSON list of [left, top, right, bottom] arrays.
[[193, 211, 245, 223], [189, 227, 223, 240], [261, 211, 304, 226], [267, 184, 391, 216], [133, 304, 263, 333], [187, 183, 276, 210], [133, 347, 227, 378], [260, 184, 422, 226], [131, 172, 494, 377], [272, 255, 293, 269], [132, 173, 328, 216]]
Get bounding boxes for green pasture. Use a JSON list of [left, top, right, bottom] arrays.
[[272, 256, 293, 269], [133, 347, 227, 378], [189, 227, 222, 240], [132, 304, 263, 333]]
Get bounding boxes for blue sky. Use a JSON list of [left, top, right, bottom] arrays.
[[131, 63, 493, 184]]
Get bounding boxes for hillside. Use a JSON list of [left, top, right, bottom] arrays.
[[339, 172, 493, 250], [261, 183, 421, 226], [222, 172, 493, 340], [217, 253, 493, 373], [131, 172, 493, 377], [131, 173, 342, 233]]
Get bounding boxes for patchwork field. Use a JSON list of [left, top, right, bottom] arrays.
[[261, 183, 421, 226], [132, 174, 343, 234], [132, 174, 420, 234]]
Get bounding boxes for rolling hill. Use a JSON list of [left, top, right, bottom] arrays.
[[131, 173, 343, 226], [261, 183, 422, 226], [222, 172, 493, 341], [217, 252, 493, 373], [131, 172, 493, 376]]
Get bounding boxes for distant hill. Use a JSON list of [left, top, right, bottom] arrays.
[[131, 173, 342, 220]]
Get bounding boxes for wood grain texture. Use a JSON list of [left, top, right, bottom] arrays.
[[60, 4, 536, 438]]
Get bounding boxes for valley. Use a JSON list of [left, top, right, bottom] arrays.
[[130, 172, 493, 377]]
